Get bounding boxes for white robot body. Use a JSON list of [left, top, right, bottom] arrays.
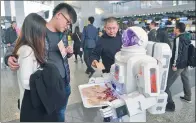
[[111, 46, 160, 97], [105, 41, 171, 122], [146, 42, 171, 115], [85, 26, 172, 122], [146, 42, 172, 92]]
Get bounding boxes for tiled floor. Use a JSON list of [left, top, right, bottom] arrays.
[[1, 55, 195, 122]]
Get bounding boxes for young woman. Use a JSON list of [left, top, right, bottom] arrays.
[[72, 26, 83, 63], [12, 13, 59, 122]]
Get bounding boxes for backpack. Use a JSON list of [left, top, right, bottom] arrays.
[[187, 44, 196, 67]]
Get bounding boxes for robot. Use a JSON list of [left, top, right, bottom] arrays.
[[87, 26, 172, 122]]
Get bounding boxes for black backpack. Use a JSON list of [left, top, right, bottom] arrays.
[[187, 44, 196, 67]]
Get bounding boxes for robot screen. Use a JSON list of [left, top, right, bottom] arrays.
[[150, 68, 157, 93], [114, 65, 119, 81]]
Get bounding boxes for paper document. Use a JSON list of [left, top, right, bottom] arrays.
[[57, 40, 67, 58], [95, 62, 105, 70]]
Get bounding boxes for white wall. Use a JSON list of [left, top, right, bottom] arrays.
[[15, 1, 25, 28], [1, 1, 5, 16], [24, 1, 54, 17]]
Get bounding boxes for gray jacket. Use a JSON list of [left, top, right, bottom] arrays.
[[45, 34, 72, 83]]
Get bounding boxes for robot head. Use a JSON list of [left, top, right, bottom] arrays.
[[122, 26, 148, 48]]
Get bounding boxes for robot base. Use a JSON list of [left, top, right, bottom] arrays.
[[121, 110, 146, 122], [148, 92, 168, 114]]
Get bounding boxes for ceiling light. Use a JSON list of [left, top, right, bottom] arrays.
[[65, 1, 76, 4], [109, 1, 121, 4], [95, 8, 104, 15]]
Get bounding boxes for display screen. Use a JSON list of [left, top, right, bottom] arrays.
[[116, 105, 128, 118], [150, 68, 157, 93], [115, 64, 119, 81]]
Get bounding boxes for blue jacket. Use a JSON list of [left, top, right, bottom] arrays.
[[81, 24, 98, 49]]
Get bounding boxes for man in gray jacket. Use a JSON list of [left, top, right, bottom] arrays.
[[81, 16, 98, 78]]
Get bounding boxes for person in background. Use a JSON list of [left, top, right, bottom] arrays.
[[5, 21, 18, 46], [72, 26, 83, 63], [156, 22, 172, 48], [90, 17, 122, 74], [81, 16, 98, 78], [4, 3, 77, 122], [148, 21, 157, 42], [165, 22, 191, 112]]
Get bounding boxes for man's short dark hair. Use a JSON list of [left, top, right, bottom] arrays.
[[11, 21, 16, 24], [150, 21, 156, 26], [53, 3, 77, 24], [176, 22, 186, 33], [104, 17, 118, 25], [88, 16, 94, 24]]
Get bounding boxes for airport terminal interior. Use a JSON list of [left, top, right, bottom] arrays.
[[1, 1, 196, 122]]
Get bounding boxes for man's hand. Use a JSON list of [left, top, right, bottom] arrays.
[[7, 43, 11, 47], [92, 60, 98, 68], [8, 56, 20, 71], [80, 48, 83, 52], [66, 46, 73, 54]]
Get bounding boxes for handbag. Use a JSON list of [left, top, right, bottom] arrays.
[[76, 33, 83, 53], [76, 33, 82, 42]]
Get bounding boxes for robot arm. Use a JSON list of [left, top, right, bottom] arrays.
[[99, 91, 158, 121]]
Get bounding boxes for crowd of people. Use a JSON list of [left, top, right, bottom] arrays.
[[0, 2, 194, 122]]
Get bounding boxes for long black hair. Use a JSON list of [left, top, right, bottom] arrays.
[[13, 13, 47, 64], [74, 26, 80, 34]]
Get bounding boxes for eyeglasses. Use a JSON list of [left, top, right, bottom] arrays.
[[60, 13, 72, 25]]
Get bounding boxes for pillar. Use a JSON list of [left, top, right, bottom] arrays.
[[4, 1, 12, 28], [15, 1, 25, 28]]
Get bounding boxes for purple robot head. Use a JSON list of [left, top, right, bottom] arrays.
[[122, 26, 148, 48]]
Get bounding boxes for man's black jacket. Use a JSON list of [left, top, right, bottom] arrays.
[[90, 33, 122, 73], [5, 27, 17, 44], [171, 33, 191, 69]]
